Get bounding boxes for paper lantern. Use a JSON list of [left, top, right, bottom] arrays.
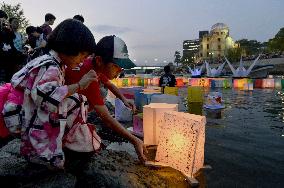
[[144, 78, 149, 87], [152, 77, 160, 86], [233, 78, 248, 89], [204, 92, 224, 109], [154, 111, 206, 179], [223, 79, 232, 88], [176, 78, 184, 87], [131, 77, 139, 86], [275, 78, 282, 89], [189, 78, 199, 86], [188, 86, 203, 103], [262, 79, 274, 88], [198, 78, 210, 87], [188, 102, 203, 115], [254, 79, 263, 88], [117, 78, 123, 88], [138, 77, 144, 86], [164, 86, 178, 96], [122, 78, 129, 87], [143, 103, 178, 145], [115, 98, 133, 122], [242, 83, 253, 91], [133, 113, 143, 135]]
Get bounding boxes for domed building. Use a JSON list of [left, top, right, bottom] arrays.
[[198, 23, 239, 61]]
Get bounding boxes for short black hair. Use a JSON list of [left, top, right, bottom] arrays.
[[73, 15, 84, 23], [45, 13, 56, 21], [47, 19, 96, 56], [0, 10, 8, 19], [95, 35, 115, 64], [26, 26, 37, 35], [36, 26, 43, 34], [164, 65, 171, 73]]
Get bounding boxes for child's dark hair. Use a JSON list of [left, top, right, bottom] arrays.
[[26, 26, 36, 35], [164, 65, 171, 73], [94, 35, 114, 64], [36, 26, 43, 34], [73, 15, 84, 23], [47, 19, 96, 56], [45, 13, 56, 22], [0, 10, 8, 19]]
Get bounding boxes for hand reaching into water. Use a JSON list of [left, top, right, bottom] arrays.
[[133, 138, 148, 163]]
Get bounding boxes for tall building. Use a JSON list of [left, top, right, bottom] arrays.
[[183, 39, 200, 64], [198, 23, 239, 61]]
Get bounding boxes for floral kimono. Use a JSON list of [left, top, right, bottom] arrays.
[[9, 51, 101, 168]]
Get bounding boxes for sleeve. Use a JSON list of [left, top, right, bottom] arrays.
[[31, 65, 68, 113], [99, 74, 109, 85]]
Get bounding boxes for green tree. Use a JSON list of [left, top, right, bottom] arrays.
[[0, 2, 29, 33], [236, 39, 262, 55], [227, 47, 242, 63], [268, 27, 284, 52], [174, 51, 181, 67]]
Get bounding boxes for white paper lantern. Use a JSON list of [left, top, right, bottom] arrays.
[[143, 103, 178, 145], [155, 111, 206, 178]]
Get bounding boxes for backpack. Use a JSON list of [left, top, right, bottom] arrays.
[[0, 83, 12, 138]]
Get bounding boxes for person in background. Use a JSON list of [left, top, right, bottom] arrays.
[[25, 26, 47, 59], [65, 36, 147, 163], [40, 13, 56, 37], [159, 65, 176, 93], [73, 15, 84, 23]]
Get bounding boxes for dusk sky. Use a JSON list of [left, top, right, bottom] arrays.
[[4, 0, 284, 65]]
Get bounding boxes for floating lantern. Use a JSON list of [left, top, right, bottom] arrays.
[[189, 78, 199, 86], [122, 78, 129, 87], [133, 113, 143, 135], [115, 98, 133, 122], [275, 78, 282, 89], [262, 79, 274, 88], [138, 77, 144, 87], [154, 111, 206, 183], [131, 77, 139, 86], [164, 86, 178, 96], [254, 79, 263, 88], [176, 78, 184, 87], [188, 86, 203, 103], [204, 92, 225, 109], [233, 78, 248, 89], [242, 83, 253, 91], [198, 78, 210, 87], [152, 77, 160, 86], [143, 103, 178, 145], [223, 79, 232, 88]]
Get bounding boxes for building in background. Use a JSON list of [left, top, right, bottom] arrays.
[[182, 39, 200, 65], [198, 23, 239, 62]]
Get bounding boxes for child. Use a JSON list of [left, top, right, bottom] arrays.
[[65, 35, 147, 162], [6, 19, 97, 169]]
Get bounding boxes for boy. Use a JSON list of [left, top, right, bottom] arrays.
[[65, 35, 147, 162], [40, 13, 56, 37]]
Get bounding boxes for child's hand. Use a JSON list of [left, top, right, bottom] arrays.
[[133, 138, 148, 163], [78, 70, 98, 89], [123, 99, 136, 112]]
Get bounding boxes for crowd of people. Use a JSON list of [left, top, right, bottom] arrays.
[[0, 10, 147, 171]]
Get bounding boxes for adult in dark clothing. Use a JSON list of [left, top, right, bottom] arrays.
[[0, 13, 26, 82], [159, 65, 176, 93], [40, 13, 56, 38]]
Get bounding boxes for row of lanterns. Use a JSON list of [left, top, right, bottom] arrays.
[[111, 77, 284, 89]]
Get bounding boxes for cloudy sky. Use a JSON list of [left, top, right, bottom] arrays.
[[4, 0, 284, 65]]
